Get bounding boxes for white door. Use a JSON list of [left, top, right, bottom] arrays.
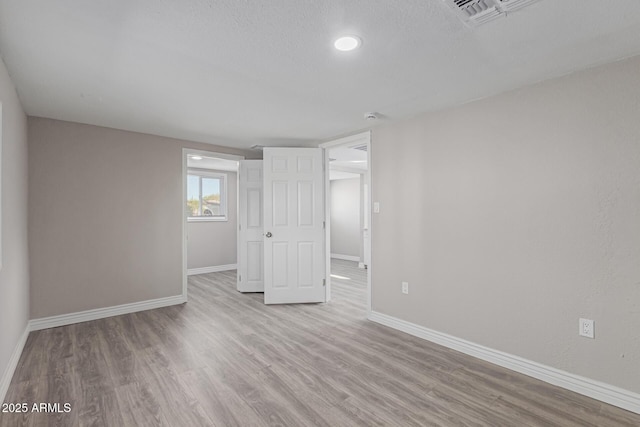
[[263, 148, 326, 304], [237, 160, 264, 292]]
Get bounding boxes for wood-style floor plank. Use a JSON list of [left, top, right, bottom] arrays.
[[2, 259, 639, 426]]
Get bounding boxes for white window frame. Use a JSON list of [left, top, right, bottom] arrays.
[[187, 168, 228, 222]]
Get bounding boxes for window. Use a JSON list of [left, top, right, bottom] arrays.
[[187, 170, 227, 221]]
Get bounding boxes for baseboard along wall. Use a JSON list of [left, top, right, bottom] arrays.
[[330, 254, 360, 262], [368, 311, 640, 415], [187, 263, 237, 276], [0, 327, 30, 404], [5, 295, 637, 415], [29, 294, 186, 331], [1, 294, 186, 402]]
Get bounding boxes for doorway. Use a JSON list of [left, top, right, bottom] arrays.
[[181, 149, 244, 301], [321, 132, 372, 315]]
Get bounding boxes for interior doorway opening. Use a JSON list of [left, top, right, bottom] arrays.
[[182, 149, 244, 301], [321, 132, 372, 315]]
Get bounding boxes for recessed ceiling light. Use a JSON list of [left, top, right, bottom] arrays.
[[334, 35, 361, 52], [190, 155, 203, 160]]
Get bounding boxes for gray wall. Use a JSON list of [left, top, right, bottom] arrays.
[[28, 117, 251, 318], [187, 170, 238, 269], [330, 177, 361, 258], [0, 58, 29, 390], [371, 55, 640, 393]]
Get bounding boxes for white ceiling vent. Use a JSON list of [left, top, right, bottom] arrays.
[[451, 0, 502, 25], [445, 0, 540, 26]]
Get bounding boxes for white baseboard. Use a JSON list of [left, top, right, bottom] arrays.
[[2, 295, 186, 399], [187, 263, 237, 276], [29, 294, 186, 331], [331, 254, 360, 262], [368, 311, 640, 415], [0, 325, 30, 403]]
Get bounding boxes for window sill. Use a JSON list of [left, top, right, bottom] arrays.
[[188, 217, 228, 223]]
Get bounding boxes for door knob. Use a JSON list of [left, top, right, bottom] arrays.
[[265, 232, 273, 238]]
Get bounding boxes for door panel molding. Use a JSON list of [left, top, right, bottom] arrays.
[[263, 148, 325, 304], [238, 160, 264, 292]]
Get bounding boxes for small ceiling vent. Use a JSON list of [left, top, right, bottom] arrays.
[[453, 0, 502, 25], [350, 143, 368, 152], [445, 0, 540, 26]]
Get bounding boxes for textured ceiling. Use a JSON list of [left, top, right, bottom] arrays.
[[1, 1, 640, 149]]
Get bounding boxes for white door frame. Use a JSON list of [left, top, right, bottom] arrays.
[[320, 131, 372, 315], [182, 148, 244, 301]]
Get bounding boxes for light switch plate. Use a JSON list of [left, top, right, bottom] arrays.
[[402, 281, 409, 294]]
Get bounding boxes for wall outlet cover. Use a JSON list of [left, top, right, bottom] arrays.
[[579, 318, 595, 339]]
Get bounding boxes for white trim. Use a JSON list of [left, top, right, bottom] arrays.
[[330, 253, 360, 262], [185, 149, 245, 163], [0, 325, 29, 403], [187, 168, 230, 176], [358, 262, 366, 269], [29, 295, 186, 331], [182, 148, 188, 301], [320, 131, 371, 149], [187, 216, 228, 222], [3, 295, 186, 398], [323, 147, 332, 302], [366, 133, 372, 315], [368, 311, 640, 415], [187, 264, 237, 275]]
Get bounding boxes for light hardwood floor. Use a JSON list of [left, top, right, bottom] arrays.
[[2, 259, 639, 426]]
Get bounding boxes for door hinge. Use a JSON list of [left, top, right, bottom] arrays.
[[239, 275, 242, 281], [323, 221, 325, 229], [239, 224, 242, 231], [322, 278, 326, 287]]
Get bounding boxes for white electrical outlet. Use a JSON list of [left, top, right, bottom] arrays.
[[579, 318, 594, 339], [402, 281, 409, 294]]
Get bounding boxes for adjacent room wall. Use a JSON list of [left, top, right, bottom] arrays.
[[0, 57, 29, 395], [187, 170, 238, 270], [28, 118, 252, 319], [372, 54, 640, 393], [330, 177, 361, 259]]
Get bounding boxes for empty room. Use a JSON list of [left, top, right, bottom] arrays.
[[1, 0, 640, 426]]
